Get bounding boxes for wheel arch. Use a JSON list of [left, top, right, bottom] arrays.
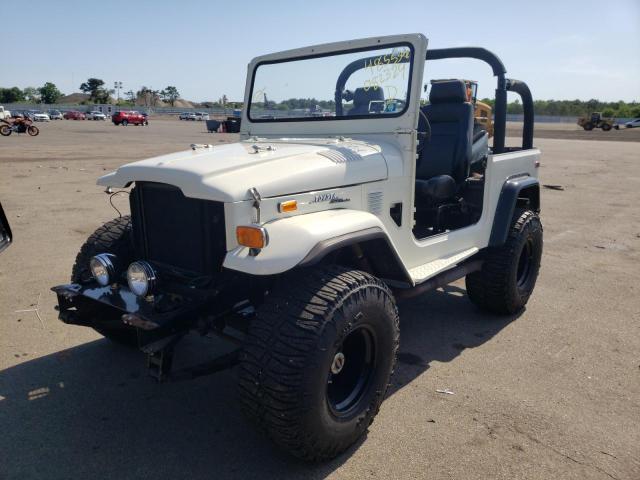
[[223, 209, 412, 285], [298, 227, 411, 285], [489, 176, 540, 247]]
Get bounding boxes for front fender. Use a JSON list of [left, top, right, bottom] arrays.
[[223, 209, 398, 276]]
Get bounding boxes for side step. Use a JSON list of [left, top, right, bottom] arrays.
[[408, 247, 479, 284], [395, 258, 483, 300]]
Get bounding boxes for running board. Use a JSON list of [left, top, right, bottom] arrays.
[[408, 247, 479, 284], [395, 258, 483, 300]]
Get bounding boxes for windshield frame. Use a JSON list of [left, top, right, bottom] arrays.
[[247, 41, 415, 123]]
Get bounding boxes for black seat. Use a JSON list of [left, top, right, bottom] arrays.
[[415, 80, 488, 205], [348, 87, 384, 115]]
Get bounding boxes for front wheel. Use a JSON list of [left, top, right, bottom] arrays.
[[602, 123, 612, 131], [466, 210, 543, 314], [239, 266, 399, 461], [121, 119, 128, 126], [27, 125, 39, 136], [0, 125, 11, 136], [583, 122, 594, 131]]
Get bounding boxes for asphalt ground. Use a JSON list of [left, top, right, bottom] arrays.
[[0, 119, 639, 479]]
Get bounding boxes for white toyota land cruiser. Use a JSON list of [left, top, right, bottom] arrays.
[[53, 34, 542, 461]]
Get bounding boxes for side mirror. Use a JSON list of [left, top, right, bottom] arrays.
[[0, 202, 13, 253]]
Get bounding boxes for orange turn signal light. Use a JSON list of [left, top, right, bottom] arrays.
[[236, 225, 268, 249], [278, 200, 298, 213]]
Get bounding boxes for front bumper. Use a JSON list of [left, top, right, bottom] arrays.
[[52, 283, 206, 339]]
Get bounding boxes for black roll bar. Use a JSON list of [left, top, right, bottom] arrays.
[[334, 53, 410, 117], [506, 79, 534, 150], [332, 45, 534, 152], [426, 47, 534, 153]]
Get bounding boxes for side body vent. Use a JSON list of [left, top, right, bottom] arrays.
[[368, 191, 384, 215]]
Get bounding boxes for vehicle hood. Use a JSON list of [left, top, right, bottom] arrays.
[[97, 139, 387, 202]]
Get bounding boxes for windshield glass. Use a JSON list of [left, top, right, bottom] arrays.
[[249, 43, 413, 121]]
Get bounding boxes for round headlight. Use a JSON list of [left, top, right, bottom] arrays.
[[89, 253, 117, 286], [127, 261, 157, 297]]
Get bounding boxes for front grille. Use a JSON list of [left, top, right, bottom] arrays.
[[129, 182, 226, 274]]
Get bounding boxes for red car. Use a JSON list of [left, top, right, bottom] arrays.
[[63, 110, 86, 120], [112, 110, 147, 126]]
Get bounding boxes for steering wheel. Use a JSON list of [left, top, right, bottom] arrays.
[[417, 109, 431, 153]]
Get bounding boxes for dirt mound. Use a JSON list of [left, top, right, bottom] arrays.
[[173, 99, 195, 109], [58, 93, 90, 104]]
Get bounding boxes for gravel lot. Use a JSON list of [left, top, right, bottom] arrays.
[[1, 119, 639, 479]]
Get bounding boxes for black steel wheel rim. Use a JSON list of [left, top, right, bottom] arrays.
[[326, 325, 376, 417], [516, 238, 534, 288]]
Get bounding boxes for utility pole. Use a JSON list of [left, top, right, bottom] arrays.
[[114, 81, 123, 104]]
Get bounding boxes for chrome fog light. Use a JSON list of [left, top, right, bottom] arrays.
[[126, 261, 157, 297], [90, 253, 118, 286]]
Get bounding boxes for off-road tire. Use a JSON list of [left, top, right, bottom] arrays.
[[238, 266, 400, 461], [602, 123, 612, 131], [583, 122, 593, 131], [71, 216, 137, 346], [466, 209, 543, 314]]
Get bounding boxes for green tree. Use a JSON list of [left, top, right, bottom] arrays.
[[23, 87, 40, 103], [124, 90, 136, 105], [161, 86, 180, 106], [136, 86, 161, 107], [79, 78, 111, 103], [0, 87, 26, 103], [38, 82, 63, 104]]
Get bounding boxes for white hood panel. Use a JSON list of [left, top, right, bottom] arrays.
[[98, 139, 387, 202]]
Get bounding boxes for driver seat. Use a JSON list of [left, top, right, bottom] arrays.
[[415, 80, 488, 206]]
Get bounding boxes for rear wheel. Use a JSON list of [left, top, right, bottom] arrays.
[[239, 266, 399, 461], [602, 123, 612, 131], [71, 216, 137, 346], [121, 119, 128, 126], [466, 210, 543, 314], [0, 125, 11, 136]]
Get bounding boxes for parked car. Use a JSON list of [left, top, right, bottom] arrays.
[[112, 110, 147, 126], [64, 110, 86, 120], [624, 118, 640, 128], [195, 112, 210, 121], [48, 109, 63, 120], [0, 106, 11, 120], [30, 111, 50, 122], [10, 110, 24, 119], [86, 111, 107, 121], [179, 112, 192, 120]]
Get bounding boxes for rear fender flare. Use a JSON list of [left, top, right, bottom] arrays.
[[489, 176, 540, 247]]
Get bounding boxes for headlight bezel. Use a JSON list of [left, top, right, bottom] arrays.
[[126, 260, 157, 297], [89, 253, 118, 286]]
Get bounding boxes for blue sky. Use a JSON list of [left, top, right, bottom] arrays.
[[2, 0, 638, 102]]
